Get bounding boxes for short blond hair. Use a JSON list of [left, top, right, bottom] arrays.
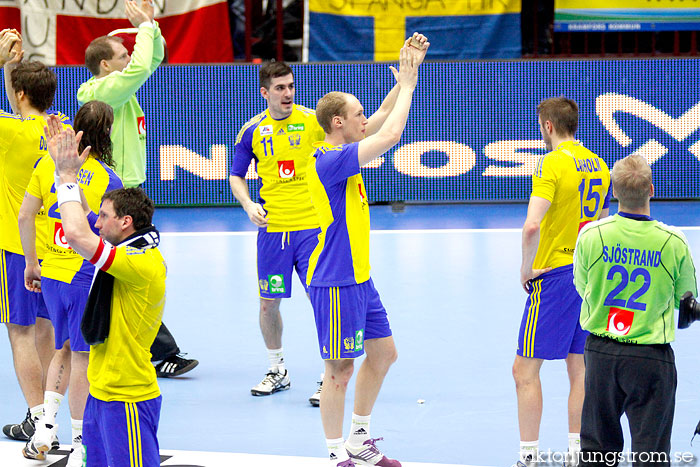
[[612, 154, 652, 209], [316, 91, 349, 134]]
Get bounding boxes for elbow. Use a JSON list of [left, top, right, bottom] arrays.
[[522, 221, 540, 238], [17, 211, 30, 229], [380, 129, 402, 148], [63, 224, 84, 247]]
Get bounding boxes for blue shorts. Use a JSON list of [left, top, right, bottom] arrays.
[[0, 250, 50, 325], [42, 277, 90, 352], [309, 278, 392, 360], [257, 228, 320, 299], [517, 264, 588, 360], [83, 394, 161, 467]]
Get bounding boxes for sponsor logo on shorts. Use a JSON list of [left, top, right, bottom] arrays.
[[259, 125, 273, 136], [278, 160, 295, 178], [287, 123, 305, 132], [344, 337, 354, 351], [607, 307, 634, 336], [268, 274, 285, 293], [54, 223, 71, 249], [355, 329, 364, 351]]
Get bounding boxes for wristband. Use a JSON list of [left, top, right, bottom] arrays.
[[56, 183, 81, 206], [54, 171, 61, 190]]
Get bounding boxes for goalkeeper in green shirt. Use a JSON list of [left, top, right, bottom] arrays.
[[77, 0, 198, 379], [574, 154, 697, 466]]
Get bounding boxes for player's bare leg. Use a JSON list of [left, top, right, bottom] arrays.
[[321, 359, 354, 438], [565, 353, 584, 433], [35, 317, 55, 388], [252, 297, 290, 396], [259, 297, 282, 349], [6, 323, 45, 407], [347, 337, 400, 466], [353, 336, 397, 416], [565, 353, 585, 465], [512, 355, 544, 441], [68, 352, 89, 419], [45, 343, 71, 395]]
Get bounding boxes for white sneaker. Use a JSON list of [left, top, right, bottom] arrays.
[[22, 422, 56, 460], [67, 439, 85, 467], [251, 369, 291, 396], [309, 374, 323, 407]]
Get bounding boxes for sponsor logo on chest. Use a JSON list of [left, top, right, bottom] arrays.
[[137, 116, 146, 135], [278, 160, 295, 178]]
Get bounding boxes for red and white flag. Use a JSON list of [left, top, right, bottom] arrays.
[[0, 0, 233, 65]]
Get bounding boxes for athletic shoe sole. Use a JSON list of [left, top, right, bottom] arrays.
[[250, 383, 291, 396]]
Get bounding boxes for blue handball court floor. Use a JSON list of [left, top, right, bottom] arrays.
[[1, 201, 700, 467]]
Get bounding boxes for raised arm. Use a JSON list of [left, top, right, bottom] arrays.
[[77, 1, 157, 108], [356, 42, 421, 167], [0, 29, 23, 114], [44, 116, 100, 260], [365, 33, 429, 137]]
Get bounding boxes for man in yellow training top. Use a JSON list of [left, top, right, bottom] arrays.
[[45, 114, 166, 467]]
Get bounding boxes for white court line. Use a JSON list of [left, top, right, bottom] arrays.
[[161, 226, 700, 237], [0, 442, 491, 467]]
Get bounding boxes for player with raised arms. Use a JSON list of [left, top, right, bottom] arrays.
[[306, 33, 429, 467]]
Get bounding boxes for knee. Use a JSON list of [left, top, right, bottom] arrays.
[[326, 360, 354, 387], [512, 361, 538, 389], [365, 343, 397, 374], [259, 299, 280, 315]]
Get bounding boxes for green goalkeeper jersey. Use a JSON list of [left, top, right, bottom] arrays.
[[574, 213, 697, 344]]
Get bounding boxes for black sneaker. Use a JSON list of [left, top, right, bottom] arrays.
[[3, 409, 35, 441], [154, 354, 199, 378]]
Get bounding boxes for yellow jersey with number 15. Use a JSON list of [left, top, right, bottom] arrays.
[[531, 140, 611, 271]]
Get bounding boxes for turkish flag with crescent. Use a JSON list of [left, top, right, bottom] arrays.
[[0, 0, 232, 65]]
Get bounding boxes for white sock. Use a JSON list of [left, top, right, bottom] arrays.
[[347, 413, 371, 447], [326, 437, 350, 464], [43, 391, 64, 426], [29, 404, 43, 422], [520, 440, 538, 463], [568, 432, 581, 454], [71, 419, 83, 446], [267, 348, 285, 372]]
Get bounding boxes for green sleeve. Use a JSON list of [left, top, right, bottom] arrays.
[[150, 21, 165, 73], [674, 235, 698, 308], [76, 24, 157, 109], [573, 233, 587, 298]]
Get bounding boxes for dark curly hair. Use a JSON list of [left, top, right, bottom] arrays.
[[74, 101, 114, 168]]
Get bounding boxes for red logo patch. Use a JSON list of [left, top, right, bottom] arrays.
[[278, 160, 295, 179], [606, 307, 634, 336], [137, 116, 146, 135], [53, 223, 71, 249], [358, 183, 366, 203]]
